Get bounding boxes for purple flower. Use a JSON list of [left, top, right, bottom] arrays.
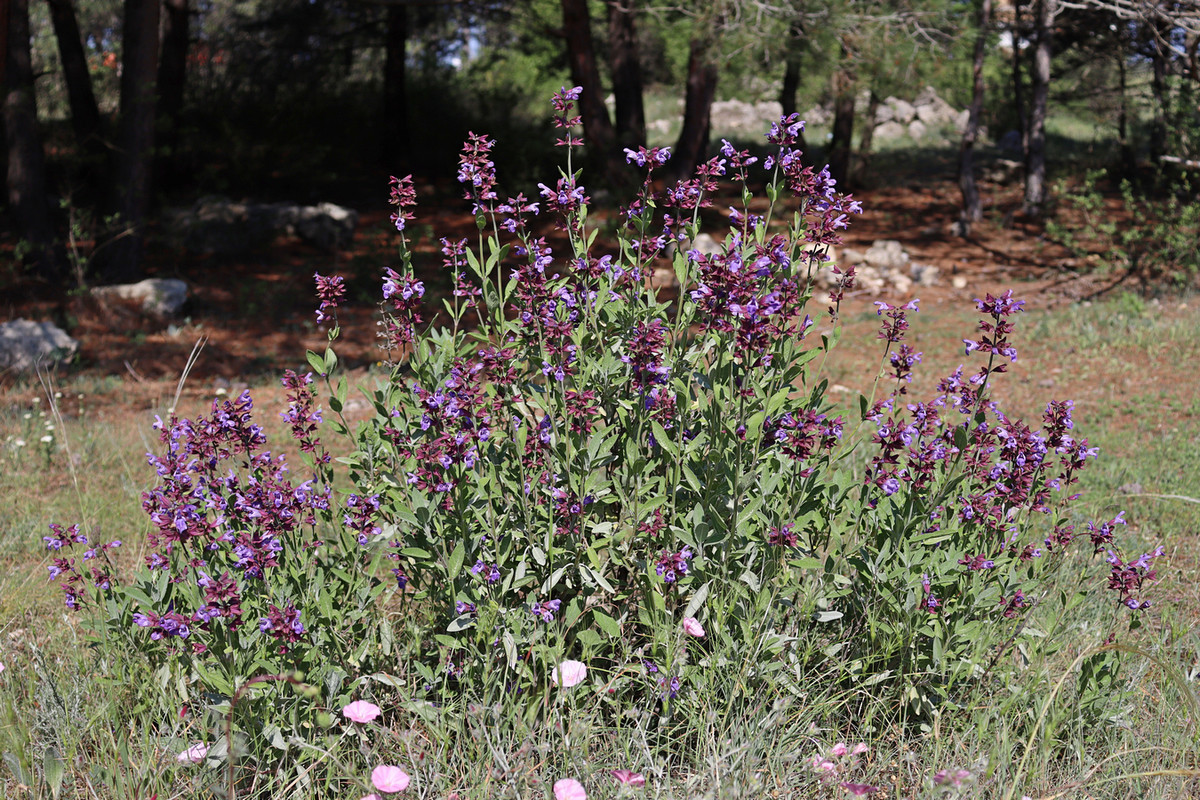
[[655, 547, 693, 584], [530, 599, 561, 622], [313, 272, 345, 324]]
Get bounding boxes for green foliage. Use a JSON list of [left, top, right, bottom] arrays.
[[1049, 169, 1200, 288]]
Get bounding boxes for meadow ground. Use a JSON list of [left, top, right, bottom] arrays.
[[1, 174, 1198, 799]]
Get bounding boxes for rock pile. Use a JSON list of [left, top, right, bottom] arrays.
[[164, 197, 359, 255], [815, 239, 939, 295]]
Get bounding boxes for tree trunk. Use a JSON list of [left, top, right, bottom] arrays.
[[1010, 3, 1028, 153], [852, 89, 879, 184], [778, 17, 808, 154], [383, 1, 409, 173], [47, 0, 101, 150], [1022, 0, 1051, 215], [1117, 34, 1134, 176], [560, 0, 618, 177], [958, 0, 992, 230], [155, 0, 188, 187], [671, 32, 718, 181], [827, 64, 854, 187], [606, 0, 644, 150], [104, 0, 158, 284], [5, 0, 65, 282], [1149, 21, 1169, 163]]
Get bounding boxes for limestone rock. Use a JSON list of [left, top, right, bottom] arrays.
[[0, 319, 79, 372], [92, 278, 189, 318], [873, 120, 907, 141], [911, 263, 940, 287], [907, 119, 928, 140], [886, 97, 916, 125], [864, 240, 910, 271]]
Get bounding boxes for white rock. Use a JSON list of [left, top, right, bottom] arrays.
[[911, 263, 940, 286], [907, 119, 928, 140], [887, 269, 913, 294], [92, 278, 189, 317], [873, 120, 907, 140], [691, 233, 723, 256], [864, 240, 910, 271], [295, 202, 359, 251], [0, 319, 79, 372], [951, 275, 969, 289], [887, 97, 916, 125]]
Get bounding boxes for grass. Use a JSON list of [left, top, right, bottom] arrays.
[[2, 290, 1199, 798]]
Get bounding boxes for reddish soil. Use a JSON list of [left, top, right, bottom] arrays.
[[0, 175, 1149, 411]]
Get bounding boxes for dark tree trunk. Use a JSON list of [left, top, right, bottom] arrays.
[[383, 1, 409, 173], [1022, 0, 1051, 215], [606, 0, 644, 150], [560, 0, 619, 177], [958, 0, 992, 230], [104, 0, 158, 284], [671, 32, 718, 181], [1010, 3, 1028, 153], [1150, 21, 1170, 162], [779, 18, 808, 154], [155, 0, 188, 188], [5, 0, 66, 281], [852, 89, 879, 184], [1117, 34, 1134, 176], [827, 65, 855, 187], [47, 0, 101, 150]]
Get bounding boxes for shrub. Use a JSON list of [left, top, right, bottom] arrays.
[[46, 88, 1161, 785]]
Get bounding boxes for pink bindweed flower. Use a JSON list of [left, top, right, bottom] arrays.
[[851, 742, 869, 755], [177, 743, 208, 764], [681, 616, 705, 638], [342, 700, 382, 723], [552, 659, 587, 688], [610, 769, 645, 787], [830, 742, 849, 757], [371, 765, 410, 793], [361, 795, 383, 800], [553, 778, 587, 800], [840, 782, 880, 796]]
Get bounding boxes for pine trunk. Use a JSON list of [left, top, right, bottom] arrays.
[[827, 66, 854, 187], [560, 0, 618, 177], [5, 0, 65, 281], [104, 0, 159, 284], [671, 33, 718, 181], [1023, 0, 1051, 215], [47, 0, 101, 150], [958, 0, 992, 229], [155, 0, 188, 186], [606, 0, 644, 150]]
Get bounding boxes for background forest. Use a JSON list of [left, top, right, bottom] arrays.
[[4, 0, 1200, 294]]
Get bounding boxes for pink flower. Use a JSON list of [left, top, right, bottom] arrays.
[[851, 742, 869, 755], [553, 778, 587, 800], [830, 742, 848, 757], [551, 660, 587, 688], [840, 782, 879, 796], [342, 700, 382, 723], [361, 795, 383, 800], [371, 765, 410, 793], [610, 769, 645, 786], [681, 617, 705, 638], [177, 743, 208, 764]]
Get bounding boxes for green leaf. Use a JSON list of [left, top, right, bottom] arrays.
[[593, 610, 621, 639], [814, 610, 843, 623], [447, 541, 466, 580], [306, 350, 326, 375], [684, 581, 710, 618], [447, 614, 475, 633], [43, 746, 64, 800]]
